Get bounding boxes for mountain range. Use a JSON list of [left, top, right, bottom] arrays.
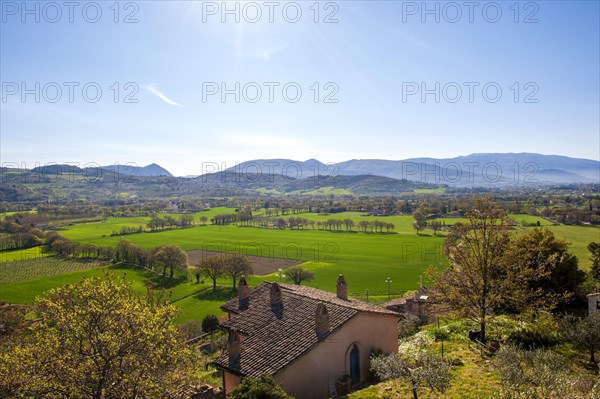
[[225, 153, 600, 187]]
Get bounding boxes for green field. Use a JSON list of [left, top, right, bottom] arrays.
[[2, 208, 597, 323], [61, 221, 446, 294], [508, 213, 554, 226], [57, 207, 237, 239], [290, 186, 353, 196], [542, 225, 600, 270], [0, 262, 234, 322], [0, 246, 47, 262]]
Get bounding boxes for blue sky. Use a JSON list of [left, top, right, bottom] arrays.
[[1, 0, 599, 176]]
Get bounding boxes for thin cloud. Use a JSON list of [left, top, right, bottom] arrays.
[[145, 83, 183, 107]]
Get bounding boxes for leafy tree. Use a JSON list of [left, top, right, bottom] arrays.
[[370, 352, 451, 399], [429, 197, 511, 343], [197, 256, 225, 290], [223, 254, 253, 289], [285, 266, 314, 285], [503, 228, 585, 312], [0, 274, 193, 398], [560, 312, 600, 364], [153, 243, 188, 279], [201, 314, 220, 334], [412, 209, 427, 235], [589, 242, 600, 281], [229, 374, 293, 399]]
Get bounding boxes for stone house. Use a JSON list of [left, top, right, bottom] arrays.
[[212, 275, 400, 399]]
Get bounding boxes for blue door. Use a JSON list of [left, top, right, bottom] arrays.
[[350, 345, 360, 384]]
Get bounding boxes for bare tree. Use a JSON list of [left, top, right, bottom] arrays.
[[560, 312, 600, 365], [428, 197, 510, 343], [197, 256, 225, 290], [153, 244, 188, 279], [223, 254, 253, 289], [285, 266, 314, 285], [370, 352, 451, 399]]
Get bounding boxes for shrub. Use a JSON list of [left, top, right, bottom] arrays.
[[398, 313, 420, 339], [201, 314, 219, 334], [507, 313, 561, 350], [229, 374, 293, 399]]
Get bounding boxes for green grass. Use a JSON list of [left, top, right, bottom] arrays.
[[57, 207, 237, 239], [290, 186, 353, 196], [4, 208, 596, 323], [508, 213, 554, 227], [0, 246, 47, 262], [544, 225, 600, 270], [413, 188, 446, 194], [0, 265, 115, 303], [0, 263, 231, 322], [60, 221, 446, 294]]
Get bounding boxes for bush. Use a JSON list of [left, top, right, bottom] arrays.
[[507, 314, 561, 350], [229, 374, 293, 399], [178, 320, 203, 341], [201, 315, 219, 334], [397, 313, 420, 339]]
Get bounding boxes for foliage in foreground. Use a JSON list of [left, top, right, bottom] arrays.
[[495, 345, 600, 399], [228, 374, 293, 399], [0, 274, 195, 399], [370, 351, 451, 399]]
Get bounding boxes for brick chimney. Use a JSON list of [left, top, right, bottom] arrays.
[[336, 274, 348, 300], [315, 302, 330, 337], [239, 276, 249, 301], [228, 329, 241, 359], [270, 282, 282, 305]]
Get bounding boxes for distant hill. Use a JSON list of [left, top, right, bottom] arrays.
[[198, 172, 441, 195], [228, 154, 600, 187], [99, 163, 172, 177]]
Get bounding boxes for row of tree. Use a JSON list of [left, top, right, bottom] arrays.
[[147, 214, 194, 231]]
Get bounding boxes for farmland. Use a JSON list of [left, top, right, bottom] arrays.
[[60, 217, 447, 293], [1, 206, 597, 323], [0, 246, 47, 262], [0, 257, 106, 283]]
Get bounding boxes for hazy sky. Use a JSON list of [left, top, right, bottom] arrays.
[[1, 1, 599, 176]]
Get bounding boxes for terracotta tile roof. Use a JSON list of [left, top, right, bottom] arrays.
[[213, 282, 398, 378]]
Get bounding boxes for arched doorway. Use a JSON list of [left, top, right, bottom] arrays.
[[350, 344, 360, 385]]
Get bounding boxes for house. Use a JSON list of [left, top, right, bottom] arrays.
[[212, 275, 400, 399]]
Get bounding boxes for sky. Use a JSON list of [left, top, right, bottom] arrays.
[[1, 0, 599, 176]]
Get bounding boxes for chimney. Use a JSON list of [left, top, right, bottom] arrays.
[[270, 282, 282, 305], [315, 303, 330, 337], [228, 329, 241, 359], [239, 276, 249, 301], [336, 274, 348, 300]]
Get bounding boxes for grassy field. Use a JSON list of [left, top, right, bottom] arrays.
[[543, 225, 599, 270], [0, 246, 47, 262], [2, 208, 596, 323], [0, 262, 234, 322], [61, 222, 446, 294], [508, 213, 554, 226]]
